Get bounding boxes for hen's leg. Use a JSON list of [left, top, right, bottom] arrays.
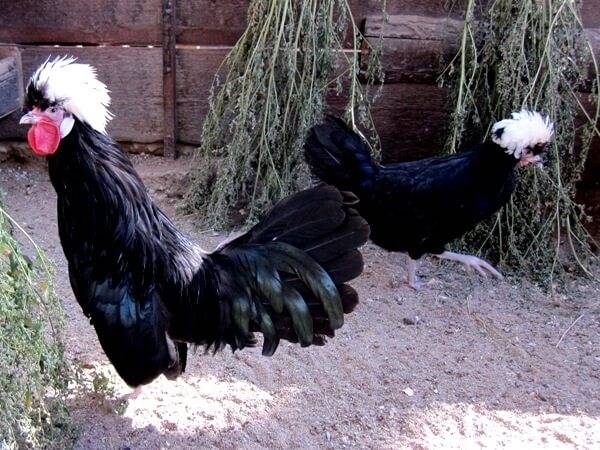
[[436, 251, 503, 279], [406, 255, 422, 290]]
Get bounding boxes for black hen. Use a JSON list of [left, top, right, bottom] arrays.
[[19, 57, 369, 388], [305, 114, 554, 288]]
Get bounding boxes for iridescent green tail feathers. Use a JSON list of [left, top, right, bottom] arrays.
[[206, 185, 370, 355]]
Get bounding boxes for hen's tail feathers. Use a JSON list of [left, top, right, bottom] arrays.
[[212, 185, 369, 356], [304, 116, 377, 192]]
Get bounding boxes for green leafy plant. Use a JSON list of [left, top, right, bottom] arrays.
[[0, 200, 74, 448], [442, 0, 599, 284], [186, 0, 385, 228]]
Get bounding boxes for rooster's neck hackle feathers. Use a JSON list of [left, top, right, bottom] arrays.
[[49, 121, 202, 290], [491, 110, 554, 159], [28, 56, 113, 133]]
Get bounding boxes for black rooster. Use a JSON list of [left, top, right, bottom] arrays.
[[305, 114, 553, 289], [19, 57, 369, 390]]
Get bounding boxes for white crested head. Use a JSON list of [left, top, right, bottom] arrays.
[[491, 110, 554, 159], [28, 56, 113, 133]]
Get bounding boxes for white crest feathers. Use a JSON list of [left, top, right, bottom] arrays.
[[30, 56, 113, 134], [491, 110, 554, 158]]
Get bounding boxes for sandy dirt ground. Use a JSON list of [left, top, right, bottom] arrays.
[[1, 155, 599, 449]]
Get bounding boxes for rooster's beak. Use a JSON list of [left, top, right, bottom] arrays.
[[19, 111, 39, 125]]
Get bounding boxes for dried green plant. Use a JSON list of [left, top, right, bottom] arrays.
[[442, 0, 599, 284], [0, 200, 74, 448], [186, 0, 385, 228]]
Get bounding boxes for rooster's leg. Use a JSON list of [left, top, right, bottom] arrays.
[[436, 251, 503, 279], [125, 386, 143, 401], [406, 255, 422, 290]]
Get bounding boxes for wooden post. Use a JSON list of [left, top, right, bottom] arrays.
[[162, 0, 177, 158]]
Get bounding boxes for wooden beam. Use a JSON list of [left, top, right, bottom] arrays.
[[176, 0, 251, 46], [0, 47, 23, 120], [366, 15, 600, 90], [0, 0, 162, 45], [0, 0, 472, 47], [3, 1, 595, 49], [162, 0, 177, 158], [582, 0, 600, 28]]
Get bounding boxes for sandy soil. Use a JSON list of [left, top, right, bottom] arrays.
[[1, 155, 599, 449]]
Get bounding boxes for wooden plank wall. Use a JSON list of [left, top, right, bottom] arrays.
[[0, 0, 467, 150], [0, 0, 599, 165], [4, 0, 597, 45], [0, 1, 467, 45]]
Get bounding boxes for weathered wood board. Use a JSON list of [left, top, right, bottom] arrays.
[[0, 0, 474, 46], [0, 50, 22, 120], [359, 0, 600, 27], [1, 1, 599, 46], [1, 44, 598, 170], [348, 0, 467, 24], [371, 84, 450, 162], [326, 82, 450, 162], [0, 45, 451, 160], [176, 1, 251, 46], [369, 16, 600, 90], [0, 45, 231, 145], [0, 0, 163, 45], [176, 47, 229, 144], [0, 58, 20, 119], [582, 0, 600, 28], [365, 14, 463, 84], [180, 58, 452, 156], [0, 0, 381, 46], [0, 46, 164, 142]]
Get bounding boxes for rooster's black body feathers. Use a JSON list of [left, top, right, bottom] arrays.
[[49, 120, 369, 387]]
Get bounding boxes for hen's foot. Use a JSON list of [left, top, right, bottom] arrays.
[[437, 251, 503, 279]]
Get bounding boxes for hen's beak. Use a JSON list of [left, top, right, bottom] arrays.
[[19, 111, 39, 125], [517, 153, 544, 168]]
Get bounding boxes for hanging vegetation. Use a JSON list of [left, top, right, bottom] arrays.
[[0, 201, 74, 448], [186, 0, 385, 228], [441, 0, 599, 283]]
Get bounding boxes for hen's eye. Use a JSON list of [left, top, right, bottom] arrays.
[[49, 107, 57, 113]]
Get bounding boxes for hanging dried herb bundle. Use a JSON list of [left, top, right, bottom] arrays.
[[442, 0, 599, 283], [0, 202, 74, 448], [186, 0, 384, 228]]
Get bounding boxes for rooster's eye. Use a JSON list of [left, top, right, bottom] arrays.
[[49, 107, 57, 113]]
